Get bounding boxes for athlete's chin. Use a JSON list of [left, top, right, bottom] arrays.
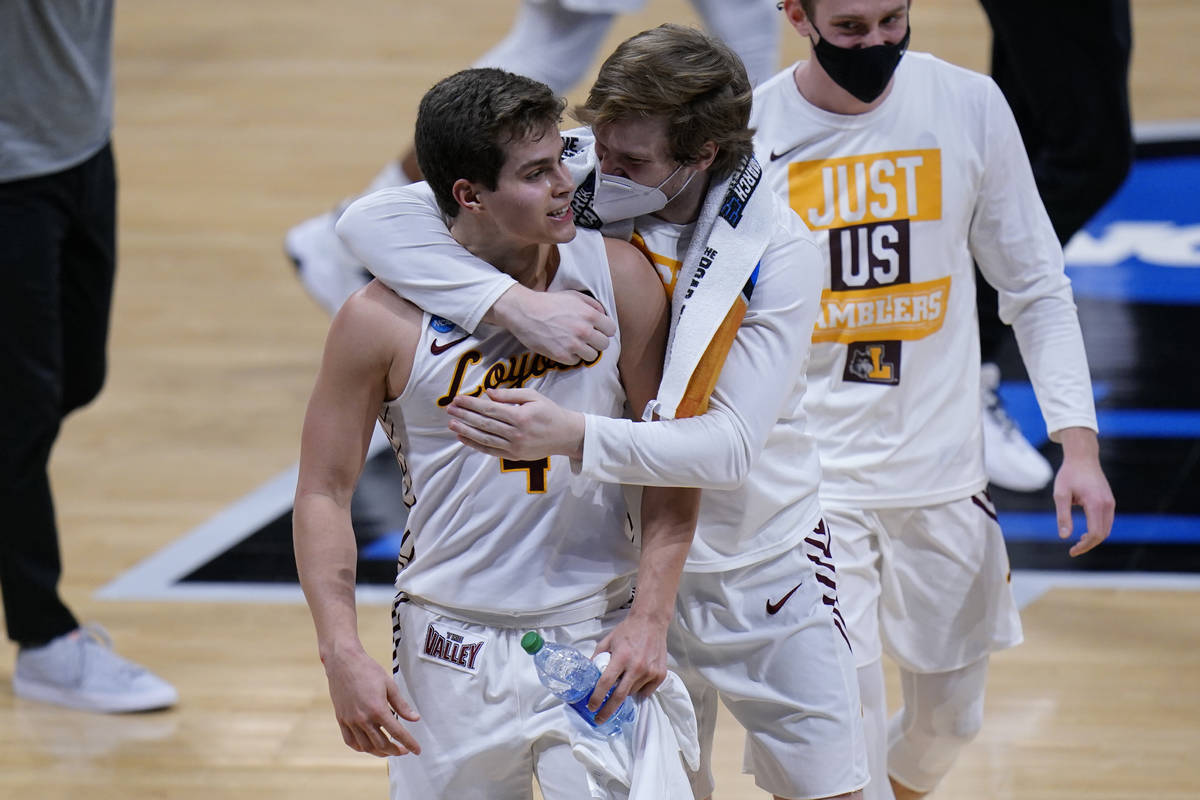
[[547, 220, 577, 243]]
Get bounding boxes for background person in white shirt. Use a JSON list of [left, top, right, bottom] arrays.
[[747, 2, 1116, 798]]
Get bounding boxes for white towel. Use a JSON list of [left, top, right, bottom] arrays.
[[649, 154, 772, 420], [565, 653, 699, 800], [562, 130, 773, 420]]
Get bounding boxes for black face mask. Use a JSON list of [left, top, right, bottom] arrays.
[[811, 23, 911, 104]]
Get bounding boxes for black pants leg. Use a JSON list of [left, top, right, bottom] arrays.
[[976, 0, 1133, 362], [0, 144, 116, 646]]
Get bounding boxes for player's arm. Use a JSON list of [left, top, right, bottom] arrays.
[[293, 282, 423, 757], [589, 238, 701, 722], [970, 79, 1115, 554], [447, 217, 823, 490], [335, 179, 614, 365]]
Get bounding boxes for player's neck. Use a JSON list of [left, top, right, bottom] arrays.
[[792, 59, 892, 115], [501, 243, 559, 292], [453, 220, 559, 291]]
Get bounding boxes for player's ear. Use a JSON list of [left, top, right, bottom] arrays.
[[694, 141, 718, 173], [452, 179, 483, 213], [783, 0, 814, 37]]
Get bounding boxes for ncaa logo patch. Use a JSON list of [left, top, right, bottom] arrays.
[[431, 316, 456, 334], [419, 622, 487, 675]]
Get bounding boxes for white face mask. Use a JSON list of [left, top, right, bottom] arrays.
[[590, 163, 696, 224]]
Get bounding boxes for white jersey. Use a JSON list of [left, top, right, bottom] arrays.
[[580, 205, 826, 572], [380, 228, 639, 616], [751, 52, 1098, 509]]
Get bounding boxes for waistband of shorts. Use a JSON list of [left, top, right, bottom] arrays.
[[399, 575, 635, 629]]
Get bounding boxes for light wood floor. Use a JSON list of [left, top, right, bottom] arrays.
[[2, 1, 1198, 798]]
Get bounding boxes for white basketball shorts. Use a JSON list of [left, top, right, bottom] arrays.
[[669, 519, 870, 800], [826, 491, 1024, 675], [386, 595, 630, 800]]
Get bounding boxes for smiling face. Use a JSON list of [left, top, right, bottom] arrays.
[[464, 122, 577, 247]]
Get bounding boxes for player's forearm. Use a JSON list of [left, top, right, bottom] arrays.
[[629, 486, 700, 626], [581, 402, 754, 489], [294, 492, 366, 660], [1008, 294, 1099, 436], [1054, 426, 1101, 462]]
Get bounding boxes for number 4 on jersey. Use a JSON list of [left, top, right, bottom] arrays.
[[501, 458, 550, 493]]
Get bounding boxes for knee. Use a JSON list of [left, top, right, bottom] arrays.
[[933, 699, 984, 747], [887, 672, 987, 791], [897, 686, 984, 748]]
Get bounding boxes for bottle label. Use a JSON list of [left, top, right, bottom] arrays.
[[418, 622, 487, 675], [567, 684, 618, 728]]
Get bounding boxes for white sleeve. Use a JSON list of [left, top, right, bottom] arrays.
[[969, 80, 1099, 435], [579, 217, 823, 488], [335, 183, 515, 333], [334, 132, 600, 333]]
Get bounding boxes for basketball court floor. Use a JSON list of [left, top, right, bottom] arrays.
[[1, 2, 1197, 798]]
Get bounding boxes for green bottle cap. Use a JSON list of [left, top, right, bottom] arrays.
[[520, 631, 544, 654]]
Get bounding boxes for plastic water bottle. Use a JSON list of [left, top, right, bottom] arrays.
[[521, 631, 635, 736]]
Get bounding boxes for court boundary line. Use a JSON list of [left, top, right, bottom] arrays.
[[98, 457, 1200, 607]]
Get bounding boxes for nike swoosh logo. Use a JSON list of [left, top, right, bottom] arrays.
[[769, 144, 803, 162], [765, 582, 803, 615], [430, 335, 469, 355]]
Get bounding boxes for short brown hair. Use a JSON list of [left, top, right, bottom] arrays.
[[574, 24, 754, 181], [415, 68, 565, 218]]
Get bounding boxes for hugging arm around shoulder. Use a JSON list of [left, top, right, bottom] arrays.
[[335, 183, 515, 333], [334, 130, 600, 334]]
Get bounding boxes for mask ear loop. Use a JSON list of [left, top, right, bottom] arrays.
[[663, 167, 698, 205], [652, 162, 686, 192]]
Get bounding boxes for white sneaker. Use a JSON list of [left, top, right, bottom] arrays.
[[13, 625, 179, 713], [980, 362, 1054, 492], [284, 206, 371, 315]]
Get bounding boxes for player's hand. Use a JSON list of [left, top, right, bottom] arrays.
[[1052, 427, 1116, 557], [588, 613, 670, 723], [489, 285, 615, 365], [447, 388, 586, 461], [322, 644, 422, 757]]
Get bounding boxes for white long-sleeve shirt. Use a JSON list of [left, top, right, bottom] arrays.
[[751, 52, 1098, 509]]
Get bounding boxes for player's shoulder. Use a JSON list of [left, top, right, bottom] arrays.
[[767, 210, 822, 270], [601, 233, 665, 326], [761, 188, 819, 249], [901, 51, 997, 97], [330, 279, 423, 361], [754, 63, 799, 98], [750, 63, 800, 125], [602, 233, 654, 283]]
